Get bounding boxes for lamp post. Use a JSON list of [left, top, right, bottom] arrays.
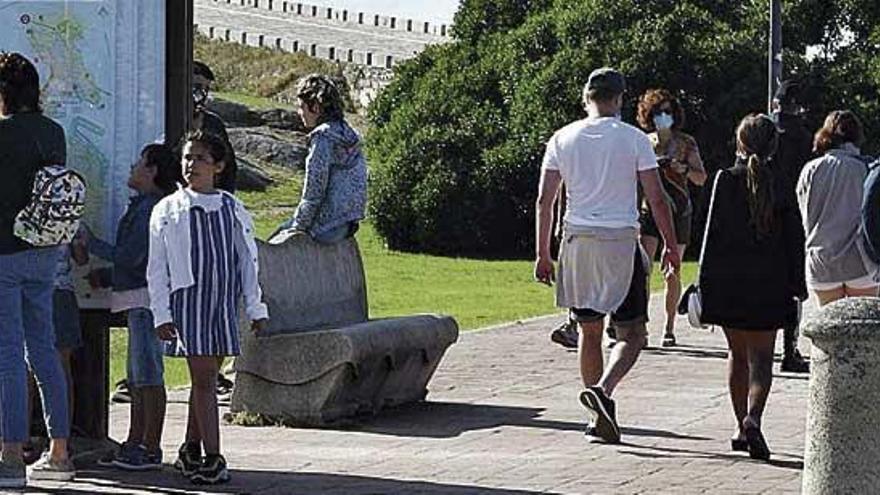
[[769, 0, 782, 112]]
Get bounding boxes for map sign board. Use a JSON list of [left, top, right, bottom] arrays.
[[0, 0, 166, 308]]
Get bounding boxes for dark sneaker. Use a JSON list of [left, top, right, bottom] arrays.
[[111, 379, 131, 404], [579, 386, 620, 444], [97, 441, 135, 467], [113, 444, 163, 471], [28, 453, 75, 482], [605, 326, 617, 348], [22, 441, 44, 466], [781, 351, 810, 373], [190, 454, 230, 485], [605, 326, 617, 340], [550, 320, 579, 349], [174, 442, 201, 477], [0, 458, 26, 489], [584, 424, 598, 437], [662, 334, 677, 347], [96, 451, 117, 467], [217, 374, 234, 396]]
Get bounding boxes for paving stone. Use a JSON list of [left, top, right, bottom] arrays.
[[27, 293, 815, 493]]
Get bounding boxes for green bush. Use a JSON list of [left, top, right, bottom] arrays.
[[368, 0, 880, 257]]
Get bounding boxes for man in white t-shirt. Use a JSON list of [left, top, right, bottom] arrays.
[[534, 67, 680, 444]]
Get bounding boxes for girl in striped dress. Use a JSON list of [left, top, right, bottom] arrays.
[[147, 131, 268, 485]]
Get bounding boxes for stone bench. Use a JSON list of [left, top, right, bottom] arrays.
[[230, 235, 459, 425]]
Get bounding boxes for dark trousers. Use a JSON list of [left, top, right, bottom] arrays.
[[783, 323, 799, 357]]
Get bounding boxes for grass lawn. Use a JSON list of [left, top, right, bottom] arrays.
[[109, 131, 698, 389]]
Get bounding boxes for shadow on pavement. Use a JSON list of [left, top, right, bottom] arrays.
[[643, 344, 729, 360], [32, 468, 558, 495], [773, 373, 810, 381], [617, 441, 804, 470], [348, 401, 710, 442]]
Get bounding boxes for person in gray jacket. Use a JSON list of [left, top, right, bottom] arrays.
[[796, 110, 879, 305], [274, 74, 367, 244]]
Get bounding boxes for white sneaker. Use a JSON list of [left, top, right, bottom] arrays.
[[28, 453, 75, 482]]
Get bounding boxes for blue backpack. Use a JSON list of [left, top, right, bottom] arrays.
[[861, 157, 880, 264]]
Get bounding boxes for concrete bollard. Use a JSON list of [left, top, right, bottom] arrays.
[[802, 297, 880, 494]]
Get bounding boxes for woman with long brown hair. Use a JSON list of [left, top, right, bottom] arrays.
[[796, 110, 878, 305], [636, 89, 707, 347], [699, 114, 806, 461]]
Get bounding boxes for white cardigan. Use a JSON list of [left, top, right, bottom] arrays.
[[146, 187, 269, 327]]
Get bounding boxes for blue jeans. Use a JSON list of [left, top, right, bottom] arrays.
[[126, 308, 164, 387], [0, 247, 69, 442], [313, 222, 358, 244]]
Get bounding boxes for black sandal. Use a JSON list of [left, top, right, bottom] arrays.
[[730, 438, 748, 452], [744, 426, 771, 461]]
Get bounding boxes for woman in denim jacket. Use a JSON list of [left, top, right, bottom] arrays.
[[274, 74, 367, 244]]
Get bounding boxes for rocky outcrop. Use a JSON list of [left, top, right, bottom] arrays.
[[237, 157, 275, 192], [206, 98, 263, 127], [259, 108, 306, 132], [228, 127, 309, 170], [207, 98, 306, 132]]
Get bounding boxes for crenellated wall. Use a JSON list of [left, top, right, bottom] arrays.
[[197, 24, 401, 69], [195, 0, 449, 106], [215, 0, 451, 38], [196, 0, 450, 67]]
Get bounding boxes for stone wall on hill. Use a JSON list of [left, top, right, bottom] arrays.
[[196, 0, 450, 69]]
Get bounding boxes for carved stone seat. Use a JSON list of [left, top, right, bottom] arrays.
[[231, 235, 459, 425]]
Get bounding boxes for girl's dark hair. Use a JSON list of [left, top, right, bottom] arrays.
[[142, 143, 182, 194], [296, 73, 344, 124], [183, 129, 229, 164], [637, 88, 686, 132], [736, 114, 778, 238], [0, 52, 41, 114], [813, 110, 864, 155]]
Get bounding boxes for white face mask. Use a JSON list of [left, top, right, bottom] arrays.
[[653, 112, 674, 130]]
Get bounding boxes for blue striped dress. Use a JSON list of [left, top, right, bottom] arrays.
[[165, 194, 242, 357]]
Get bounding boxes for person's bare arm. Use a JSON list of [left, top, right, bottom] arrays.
[[685, 146, 708, 186], [639, 169, 681, 276], [535, 169, 562, 285]]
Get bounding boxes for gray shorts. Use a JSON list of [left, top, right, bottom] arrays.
[[556, 227, 639, 314]]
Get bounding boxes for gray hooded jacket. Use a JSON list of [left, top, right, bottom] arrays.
[[796, 143, 878, 286], [291, 120, 368, 237]]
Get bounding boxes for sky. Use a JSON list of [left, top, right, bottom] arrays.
[[302, 0, 460, 23]]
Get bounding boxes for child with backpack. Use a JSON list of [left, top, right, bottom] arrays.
[[147, 130, 268, 485]]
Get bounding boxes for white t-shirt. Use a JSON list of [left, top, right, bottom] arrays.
[[542, 117, 658, 229]]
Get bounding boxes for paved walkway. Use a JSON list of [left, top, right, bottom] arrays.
[[29, 295, 813, 494]]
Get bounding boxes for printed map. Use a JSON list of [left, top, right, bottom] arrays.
[[0, 1, 115, 238], [1, 1, 166, 308]]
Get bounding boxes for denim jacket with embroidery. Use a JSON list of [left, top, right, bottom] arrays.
[[89, 194, 160, 291], [287, 120, 367, 237]]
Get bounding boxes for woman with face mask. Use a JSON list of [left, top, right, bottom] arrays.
[[636, 89, 708, 347]]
